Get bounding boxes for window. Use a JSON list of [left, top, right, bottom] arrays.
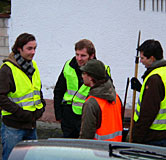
[[0, 0, 11, 14], [139, 0, 166, 12]]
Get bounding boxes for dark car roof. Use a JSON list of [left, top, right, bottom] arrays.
[[9, 138, 166, 160]]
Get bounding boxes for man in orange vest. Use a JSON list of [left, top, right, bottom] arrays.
[[79, 59, 122, 141]]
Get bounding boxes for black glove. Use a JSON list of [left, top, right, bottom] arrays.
[[34, 108, 45, 120], [131, 77, 142, 92]]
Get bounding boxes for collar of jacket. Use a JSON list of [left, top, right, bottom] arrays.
[[3, 52, 21, 69], [142, 59, 166, 80], [89, 79, 116, 102], [3, 52, 35, 79], [69, 56, 79, 69]]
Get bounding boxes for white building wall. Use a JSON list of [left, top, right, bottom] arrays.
[[9, 0, 166, 108]]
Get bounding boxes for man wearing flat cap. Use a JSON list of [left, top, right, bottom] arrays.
[[79, 59, 123, 141]]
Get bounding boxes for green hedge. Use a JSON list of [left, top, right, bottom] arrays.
[[0, 0, 11, 14]]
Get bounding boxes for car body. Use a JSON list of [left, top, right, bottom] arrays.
[[8, 138, 166, 160]]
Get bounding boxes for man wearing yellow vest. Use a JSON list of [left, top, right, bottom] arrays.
[[79, 59, 123, 141], [54, 39, 113, 138], [0, 33, 46, 160], [131, 39, 166, 146]]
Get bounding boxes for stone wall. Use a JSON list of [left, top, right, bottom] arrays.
[[0, 15, 10, 65]]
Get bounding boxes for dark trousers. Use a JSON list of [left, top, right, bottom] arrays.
[[146, 139, 166, 147], [61, 104, 81, 138]]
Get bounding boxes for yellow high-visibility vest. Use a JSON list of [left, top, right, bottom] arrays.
[[134, 66, 166, 130], [63, 59, 111, 115], [1, 60, 43, 116]]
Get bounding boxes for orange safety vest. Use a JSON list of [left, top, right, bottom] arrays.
[[86, 94, 123, 142]]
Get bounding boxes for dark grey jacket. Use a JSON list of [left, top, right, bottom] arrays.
[[79, 79, 117, 139]]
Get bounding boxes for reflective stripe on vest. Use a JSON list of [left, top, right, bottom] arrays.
[[1, 61, 43, 116], [67, 89, 87, 100], [8, 90, 40, 103], [9, 97, 41, 107], [63, 59, 111, 115], [134, 66, 166, 130], [95, 130, 122, 141], [86, 95, 122, 142]]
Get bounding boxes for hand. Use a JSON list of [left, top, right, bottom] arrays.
[[34, 108, 45, 120], [131, 77, 142, 92]]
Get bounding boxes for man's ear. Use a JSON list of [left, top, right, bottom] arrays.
[[150, 56, 156, 62], [89, 76, 94, 82], [17, 48, 21, 52], [89, 53, 95, 60]]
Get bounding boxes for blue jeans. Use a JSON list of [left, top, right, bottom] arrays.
[[1, 122, 37, 160]]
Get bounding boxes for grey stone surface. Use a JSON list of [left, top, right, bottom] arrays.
[[0, 57, 4, 65], [0, 47, 9, 56], [0, 19, 8, 28], [0, 37, 5, 46], [36, 121, 63, 139], [4, 19, 8, 28], [0, 28, 8, 37], [0, 17, 9, 60], [0, 19, 5, 28], [4, 36, 9, 46]]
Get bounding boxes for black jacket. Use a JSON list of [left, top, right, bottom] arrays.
[[53, 57, 83, 120]]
